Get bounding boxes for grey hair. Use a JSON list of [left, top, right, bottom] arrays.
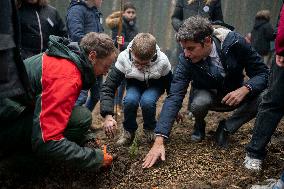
[[176, 16, 213, 43]]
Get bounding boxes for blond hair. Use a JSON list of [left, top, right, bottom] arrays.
[[188, 0, 213, 5], [131, 33, 156, 61]]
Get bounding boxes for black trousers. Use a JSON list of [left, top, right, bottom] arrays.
[[246, 59, 284, 160]]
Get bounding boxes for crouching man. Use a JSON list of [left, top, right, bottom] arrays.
[[143, 16, 269, 168], [0, 32, 117, 170]]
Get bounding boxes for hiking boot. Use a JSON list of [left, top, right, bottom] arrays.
[[191, 121, 205, 142], [116, 129, 135, 146], [244, 154, 262, 171], [215, 119, 229, 148], [250, 179, 284, 189], [144, 129, 156, 143]]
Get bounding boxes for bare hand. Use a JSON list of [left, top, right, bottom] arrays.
[[116, 36, 124, 46], [102, 115, 117, 138], [142, 136, 165, 168], [276, 55, 284, 67], [221, 86, 250, 106]]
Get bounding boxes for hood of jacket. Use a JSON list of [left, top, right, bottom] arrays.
[[69, 0, 88, 8], [213, 26, 231, 46], [69, 0, 99, 11], [45, 35, 95, 90], [105, 11, 137, 30]]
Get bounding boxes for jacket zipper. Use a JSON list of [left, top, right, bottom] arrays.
[[35, 11, 43, 52]]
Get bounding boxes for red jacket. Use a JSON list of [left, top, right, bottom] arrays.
[[276, 5, 284, 56]]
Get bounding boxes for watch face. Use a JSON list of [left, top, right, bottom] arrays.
[[203, 5, 210, 12]]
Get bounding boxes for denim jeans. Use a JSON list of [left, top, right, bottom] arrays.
[[190, 88, 261, 134], [114, 79, 125, 106], [123, 85, 163, 133], [75, 76, 103, 111], [246, 61, 284, 160]]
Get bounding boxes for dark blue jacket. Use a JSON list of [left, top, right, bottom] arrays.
[[66, 0, 104, 43], [155, 31, 269, 138]]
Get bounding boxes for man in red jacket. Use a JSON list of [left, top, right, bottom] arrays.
[[244, 4, 284, 182]]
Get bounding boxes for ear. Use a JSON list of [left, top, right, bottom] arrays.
[[204, 36, 212, 45], [88, 51, 97, 63]]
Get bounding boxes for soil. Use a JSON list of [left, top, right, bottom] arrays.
[[0, 93, 283, 189]]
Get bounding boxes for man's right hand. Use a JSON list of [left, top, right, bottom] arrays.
[[142, 136, 166, 168], [102, 115, 117, 138]]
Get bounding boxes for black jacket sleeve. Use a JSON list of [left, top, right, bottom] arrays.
[[100, 65, 125, 117], [154, 58, 191, 137], [234, 34, 269, 96]]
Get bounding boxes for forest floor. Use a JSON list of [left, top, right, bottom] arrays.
[[0, 93, 283, 189]]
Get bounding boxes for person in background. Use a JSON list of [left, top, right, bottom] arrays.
[[0, 0, 31, 99], [17, 0, 66, 60], [100, 33, 172, 146], [0, 32, 117, 170], [142, 16, 269, 168], [66, 0, 104, 111], [106, 1, 138, 116], [171, 0, 224, 121], [251, 10, 274, 67]]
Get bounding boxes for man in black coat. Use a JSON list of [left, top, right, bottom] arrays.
[[0, 0, 31, 99], [143, 16, 269, 169]]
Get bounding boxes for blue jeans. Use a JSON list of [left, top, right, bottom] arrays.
[[75, 76, 103, 111], [123, 85, 163, 133], [246, 60, 284, 160], [114, 79, 125, 106]]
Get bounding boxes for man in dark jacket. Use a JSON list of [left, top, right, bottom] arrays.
[[0, 0, 31, 99], [0, 32, 117, 170], [171, 0, 224, 121], [18, 0, 66, 60], [143, 16, 269, 168], [66, 0, 104, 111]]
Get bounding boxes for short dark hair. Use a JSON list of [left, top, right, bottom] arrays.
[[80, 32, 117, 59], [176, 16, 213, 43], [123, 2, 136, 12]]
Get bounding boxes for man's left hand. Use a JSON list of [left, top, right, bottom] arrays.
[[221, 86, 250, 106], [142, 136, 165, 168]]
